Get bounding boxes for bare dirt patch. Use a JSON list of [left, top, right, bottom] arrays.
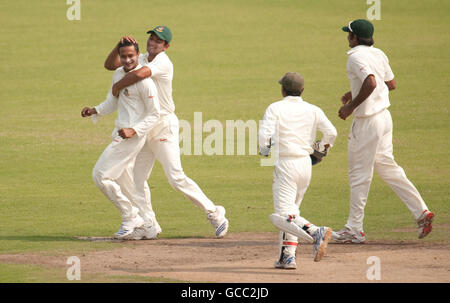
[[1, 232, 449, 282]]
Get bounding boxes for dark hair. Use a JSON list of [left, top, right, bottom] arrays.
[[350, 32, 374, 46], [284, 89, 302, 96], [118, 40, 139, 53]]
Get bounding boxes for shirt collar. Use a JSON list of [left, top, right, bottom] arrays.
[[346, 45, 372, 55], [283, 95, 303, 102]]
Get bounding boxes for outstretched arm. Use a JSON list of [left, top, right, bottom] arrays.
[[81, 107, 97, 117]]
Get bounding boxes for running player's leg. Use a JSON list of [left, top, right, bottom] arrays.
[[155, 115, 216, 213], [374, 110, 429, 220], [154, 114, 228, 237], [345, 116, 381, 234], [272, 159, 300, 268]]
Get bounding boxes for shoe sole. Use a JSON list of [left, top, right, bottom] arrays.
[[338, 240, 366, 244], [274, 265, 297, 270], [314, 228, 332, 262], [419, 212, 434, 239], [113, 234, 133, 240], [335, 237, 366, 244], [143, 232, 159, 240], [274, 262, 297, 270], [334, 231, 366, 244]]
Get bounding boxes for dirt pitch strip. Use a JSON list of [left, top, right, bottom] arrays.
[[1, 232, 449, 283]]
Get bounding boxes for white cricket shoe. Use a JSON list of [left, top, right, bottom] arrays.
[[313, 226, 332, 262], [113, 217, 144, 239], [274, 253, 297, 270], [154, 220, 162, 235], [207, 206, 229, 238], [122, 223, 159, 240], [333, 227, 366, 244], [417, 210, 434, 239]]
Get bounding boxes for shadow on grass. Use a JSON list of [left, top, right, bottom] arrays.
[[0, 235, 85, 242]]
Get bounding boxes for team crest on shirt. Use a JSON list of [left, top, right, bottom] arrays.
[[123, 88, 129, 96], [155, 26, 165, 32]]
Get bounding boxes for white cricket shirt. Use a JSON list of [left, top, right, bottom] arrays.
[[346, 45, 395, 118], [94, 64, 161, 138], [139, 52, 175, 116], [259, 96, 337, 157]]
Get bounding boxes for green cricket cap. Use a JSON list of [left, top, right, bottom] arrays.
[[342, 19, 374, 38], [278, 72, 304, 93], [146, 25, 172, 43]]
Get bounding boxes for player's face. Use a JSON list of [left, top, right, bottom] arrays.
[[119, 46, 139, 72], [147, 33, 169, 56]]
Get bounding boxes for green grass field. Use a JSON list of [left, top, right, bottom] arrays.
[[0, 0, 449, 282]]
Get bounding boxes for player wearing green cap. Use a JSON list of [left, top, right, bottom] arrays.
[[334, 19, 434, 243], [103, 26, 229, 240]]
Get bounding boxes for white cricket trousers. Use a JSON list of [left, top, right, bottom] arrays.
[[92, 134, 147, 225], [273, 156, 313, 255], [346, 109, 428, 232], [131, 113, 217, 225]]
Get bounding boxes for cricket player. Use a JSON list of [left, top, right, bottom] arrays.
[[259, 72, 337, 269], [103, 26, 229, 239], [81, 40, 161, 239], [335, 19, 434, 243]]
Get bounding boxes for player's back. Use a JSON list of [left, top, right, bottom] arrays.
[[269, 96, 319, 157]]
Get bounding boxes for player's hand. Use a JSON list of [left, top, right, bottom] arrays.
[[120, 36, 137, 44], [118, 128, 136, 139], [338, 104, 354, 120], [81, 107, 97, 117], [341, 91, 352, 104], [112, 83, 120, 97]]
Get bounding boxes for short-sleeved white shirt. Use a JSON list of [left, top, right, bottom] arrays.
[[346, 45, 395, 117], [139, 51, 175, 115]]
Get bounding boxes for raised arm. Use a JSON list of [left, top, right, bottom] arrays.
[[104, 44, 121, 71], [104, 36, 138, 71]]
